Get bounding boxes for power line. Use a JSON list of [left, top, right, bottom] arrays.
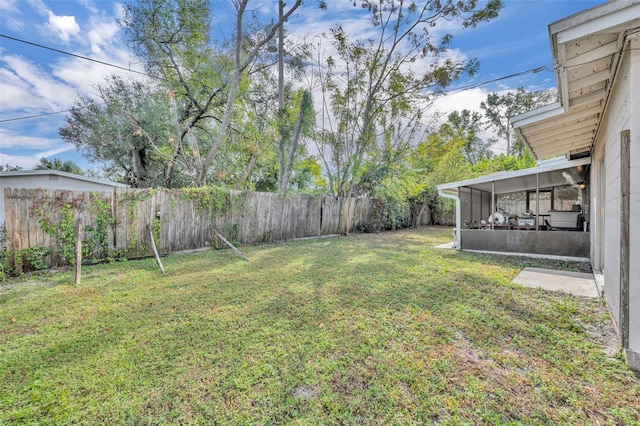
[[435, 66, 551, 99], [0, 67, 550, 124], [0, 33, 551, 123], [0, 109, 77, 123], [0, 34, 163, 123], [0, 34, 152, 78]]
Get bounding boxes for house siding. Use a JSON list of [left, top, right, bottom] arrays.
[[627, 36, 640, 360], [592, 51, 629, 329], [591, 36, 640, 364]]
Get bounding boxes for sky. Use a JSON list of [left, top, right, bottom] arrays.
[[0, 0, 606, 171]]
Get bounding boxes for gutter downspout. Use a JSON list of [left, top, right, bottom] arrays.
[[438, 189, 461, 249]]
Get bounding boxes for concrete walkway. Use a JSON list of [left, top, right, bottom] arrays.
[[433, 242, 455, 249], [512, 267, 599, 298]]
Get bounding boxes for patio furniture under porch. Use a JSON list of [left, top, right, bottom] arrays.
[[437, 156, 591, 259]]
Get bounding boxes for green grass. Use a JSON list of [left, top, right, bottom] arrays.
[[1, 227, 638, 425]]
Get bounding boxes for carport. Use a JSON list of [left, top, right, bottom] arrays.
[[437, 156, 591, 258]]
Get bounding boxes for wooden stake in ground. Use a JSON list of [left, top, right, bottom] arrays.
[[147, 222, 165, 273], [75, 218, 82, 285], [213, 228, 249, 261]]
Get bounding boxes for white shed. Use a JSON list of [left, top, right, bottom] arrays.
[[0, 170, 128, 225]]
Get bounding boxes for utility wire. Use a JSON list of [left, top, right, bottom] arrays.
[[0, 34, 163, 123], [0, 109, 78, 123], [0, 34, 152, 78], [0, 33, 551, 123], [0, 67, 551, 124], [436, 66, 551, 98]]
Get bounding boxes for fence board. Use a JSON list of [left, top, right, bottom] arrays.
[[3, 187, 448, 270]]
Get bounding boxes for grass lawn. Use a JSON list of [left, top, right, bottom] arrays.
[[1, 227, 639, 425]]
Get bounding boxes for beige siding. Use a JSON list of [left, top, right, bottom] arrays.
[[591, 41, 640, 355], [627, 38, 640, 354]]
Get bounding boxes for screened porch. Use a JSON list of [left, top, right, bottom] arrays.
[[437, 157, 591, 259]]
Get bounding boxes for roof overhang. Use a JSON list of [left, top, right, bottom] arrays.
[[437, 157, 591, 195], [512, 0, 640, 160]]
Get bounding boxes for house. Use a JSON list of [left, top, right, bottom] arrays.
[[0, 170, 128, 225], [438, 0, 640, 371]]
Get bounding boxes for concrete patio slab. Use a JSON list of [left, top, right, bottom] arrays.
[[434, 242, 455, 249], [512, 267, 599, 298]]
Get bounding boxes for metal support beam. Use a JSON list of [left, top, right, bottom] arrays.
[[536, 174, 540, 231], [491, 181, 495, 230], [438, 189, 461, 249]]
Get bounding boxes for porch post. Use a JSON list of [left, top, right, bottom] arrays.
[[491, 181, 495, 230], [536, 173, 540, 230]]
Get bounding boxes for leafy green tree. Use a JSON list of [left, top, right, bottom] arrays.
[[472, 151, 536, 174], [290, 156, 327, 193], [480, 86, 556, 156], [446, 110, 495, 165], [0, 164, 22, 172], [35, 158, 83, 175], [315, 0, 502, 200], [402, 119, 477, 226], [121, 0, 303, 187], [60, 75, 177, 188], [277, 89, 315, 193]]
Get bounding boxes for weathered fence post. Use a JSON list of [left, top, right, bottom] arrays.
[[147, 222, 165, 274], [75, 218, 82, 285]]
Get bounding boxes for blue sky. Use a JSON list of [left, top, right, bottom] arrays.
[[0, 0, 604, 171]]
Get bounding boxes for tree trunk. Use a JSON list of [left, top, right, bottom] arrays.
[[233, 146, 259, 190], [279, 95, 306, 193]]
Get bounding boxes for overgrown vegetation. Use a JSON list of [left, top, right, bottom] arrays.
[[84, 194, 115, 262], [37, 203, 77, 266], [1, 228, 637, 424], [181, 185, 234, 216]]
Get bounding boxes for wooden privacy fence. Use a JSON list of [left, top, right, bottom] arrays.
[[3, 187, 386, 269]]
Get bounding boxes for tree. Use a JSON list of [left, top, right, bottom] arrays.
[[472, 151, 536, 174], [277, 89, 315, 193], [60, 75, 177, 188], [121, 0, 303, 187], [0, 164, 22, 172], [315, 0, 502, 201], [409, 120, 474, 225], [446, 110, 494, 165], [35, 158, 83, 175], [480, 86, 556, 156]]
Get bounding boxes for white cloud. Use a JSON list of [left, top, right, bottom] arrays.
[[0, 128, 58, 150], [0, 54, 78, 112], [0, 0, 18, 12], [26, 0, 81, 42], [0, 127, 75, 169], [0, 0, 24, 30], [78, 0, 100, 15], [87, 19, 120, 55], [47, 11, 81, 42]]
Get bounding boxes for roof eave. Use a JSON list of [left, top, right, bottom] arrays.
[[511, 103, 565, 160], [436, 156, 591, 192]]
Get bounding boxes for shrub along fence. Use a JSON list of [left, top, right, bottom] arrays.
[[3, 187, 398, 273]]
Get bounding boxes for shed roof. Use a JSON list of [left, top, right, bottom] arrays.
[[511, 0, 640, 160], [0, 170, 128, 188], [436, 157, 590, 195]]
